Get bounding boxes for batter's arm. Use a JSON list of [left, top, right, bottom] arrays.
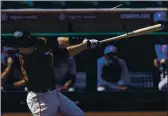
[[41, 37, 99, 57], [66, 42, 87, 57], [67, 38, 100, 56], [39, 37, 87, 56]]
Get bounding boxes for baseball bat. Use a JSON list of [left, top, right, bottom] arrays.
[[100, 24, 162, 43]]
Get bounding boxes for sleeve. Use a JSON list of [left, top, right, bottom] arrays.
[[97, 58, 107, 87], [118, 59, 130, 86]]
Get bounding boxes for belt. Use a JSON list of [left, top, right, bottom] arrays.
[[29, 87, 55, 93]]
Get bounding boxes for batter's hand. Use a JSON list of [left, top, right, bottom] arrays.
[[83, 38, 100, 48]]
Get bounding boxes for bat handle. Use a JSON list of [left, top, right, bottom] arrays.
[[98, 41, 109, 47], [98, 41, 103, 47]]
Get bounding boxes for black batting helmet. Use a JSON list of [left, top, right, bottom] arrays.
[[12, 30, 37, 48]]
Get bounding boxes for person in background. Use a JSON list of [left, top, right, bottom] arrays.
[[53, 37, 76, 92], [153, 11, 168, 91], [1, 45, 27, 91], [154, 44, 168, 91], [97, 45, 130, 91]]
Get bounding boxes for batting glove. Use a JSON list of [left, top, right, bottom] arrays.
[[83, 38, 100, 48]]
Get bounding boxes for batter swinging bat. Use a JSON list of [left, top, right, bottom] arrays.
[[100, 24, 163, 43]]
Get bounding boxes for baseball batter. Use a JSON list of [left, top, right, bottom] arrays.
[[8, 30, 99, 116]]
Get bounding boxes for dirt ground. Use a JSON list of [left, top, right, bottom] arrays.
[[2, 112, 168, 116]]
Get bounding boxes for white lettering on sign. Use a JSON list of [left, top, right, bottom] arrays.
[[68, 16, 82, 20], [120, 14, 151, 19], [68, 15, 96, 20], [58, 13, 96, 20], [9, 15, 38, 20]]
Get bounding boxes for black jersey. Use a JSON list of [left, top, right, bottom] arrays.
[[21, 39, 69, 92]]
